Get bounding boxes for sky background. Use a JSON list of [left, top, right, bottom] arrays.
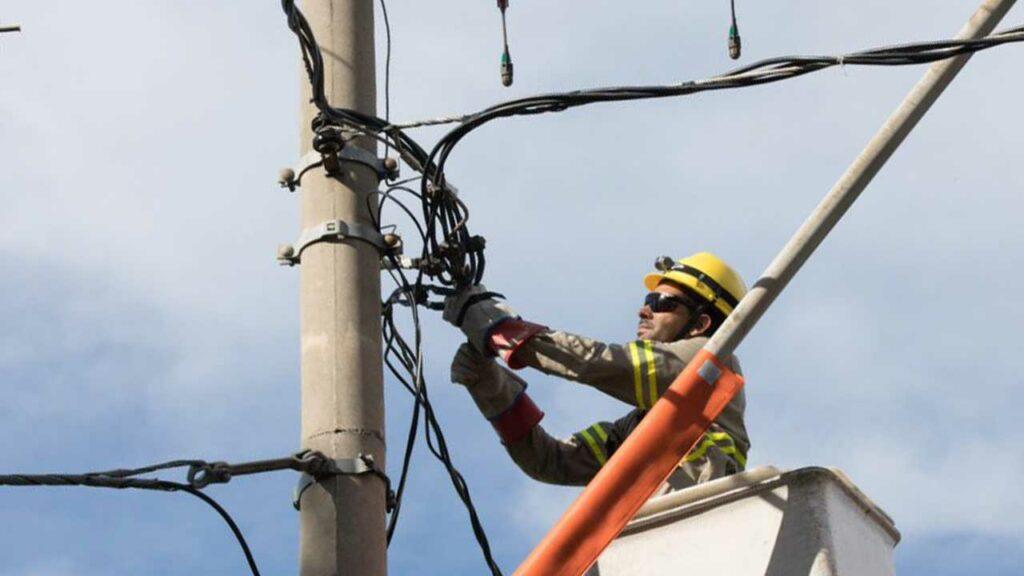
[[2, 1, 1023, 574]]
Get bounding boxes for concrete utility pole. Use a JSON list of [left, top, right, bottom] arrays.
[[297, 2, 385, 576]]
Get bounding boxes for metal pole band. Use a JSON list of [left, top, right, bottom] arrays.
[[292, 454, 395, 512], [278, 219, 387, 266]]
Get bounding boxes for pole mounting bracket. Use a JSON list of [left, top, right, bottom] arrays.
[[279, 147, 399, 192], [293, 453, 395, 512], [278, 219, 386, 266]]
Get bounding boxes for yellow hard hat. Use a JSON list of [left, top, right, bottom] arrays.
[[643, 252, 747, 317]]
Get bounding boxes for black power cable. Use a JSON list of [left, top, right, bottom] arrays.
[[371, 184, 504, 575], [1, 465, 260, 576], [380, 290, 504, 575]]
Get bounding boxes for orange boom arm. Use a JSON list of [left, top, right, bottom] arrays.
[[514, 348, 744, 576]]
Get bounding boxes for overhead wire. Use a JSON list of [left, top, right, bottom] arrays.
[[1, 463, 261, 576], [404, 23, 1024, 290]]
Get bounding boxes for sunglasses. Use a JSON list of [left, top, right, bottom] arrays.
[[643, 292, 696, 313]]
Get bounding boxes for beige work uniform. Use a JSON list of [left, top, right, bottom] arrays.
[[502, 330, 749, 493]]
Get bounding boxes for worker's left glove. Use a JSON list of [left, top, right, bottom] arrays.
[[451, 342, 544, 444], [450, 343, 525, 418], [442, 284, 518, 355]]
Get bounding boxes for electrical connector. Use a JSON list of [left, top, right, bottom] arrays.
[[729, 24, 742, 60], [501, 51, 514, 87], [728, 0, 742, 60], [497, 0, 513, 87]]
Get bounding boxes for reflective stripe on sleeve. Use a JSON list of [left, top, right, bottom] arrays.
[[628, 342, 647, 409], [643, 341, 658, 405], [577, 425, 609, 466], [683, 431, 747, 468]]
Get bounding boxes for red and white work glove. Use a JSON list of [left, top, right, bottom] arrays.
[[450, 343, 544, 443], [443, 284, 547, 367], [442, 284, 517, 355], [450, 343, 523, 417]]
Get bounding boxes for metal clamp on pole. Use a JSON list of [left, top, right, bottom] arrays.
[[278, 219, 387, 266], [292, 453, 395, 512], [278, 151, 325, 192], [278, 149, 399, 192], [327, 145, 399, 182]]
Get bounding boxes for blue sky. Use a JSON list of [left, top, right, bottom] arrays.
[[2, 1, 1023, 574]]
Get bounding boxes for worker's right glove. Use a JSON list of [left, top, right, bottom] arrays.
[[450, 342, 524, 418], [442, 284, 518, 355]]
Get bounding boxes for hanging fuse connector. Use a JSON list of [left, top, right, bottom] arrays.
[[498, 0, 514, 86], [728, 0, 742, 60]]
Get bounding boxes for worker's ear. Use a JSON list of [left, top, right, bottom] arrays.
[[689, 313, 713, 338]]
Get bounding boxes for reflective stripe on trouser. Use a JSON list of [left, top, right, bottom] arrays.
[[628, 340, 658, 409], [575, 424, 609, 466], [684, 430, 747, 468]]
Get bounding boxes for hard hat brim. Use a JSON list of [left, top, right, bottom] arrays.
[[644, 271, 734, 317]]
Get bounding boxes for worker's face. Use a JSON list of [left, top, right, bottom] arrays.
[[636, 282, 708, 342]]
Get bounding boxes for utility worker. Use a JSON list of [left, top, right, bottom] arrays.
[[444, 252, 750, 492]]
